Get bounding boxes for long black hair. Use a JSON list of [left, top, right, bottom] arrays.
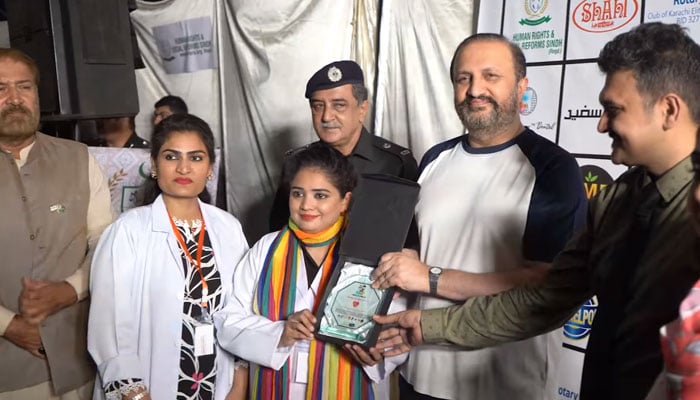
[[139, 113, 216, 205]]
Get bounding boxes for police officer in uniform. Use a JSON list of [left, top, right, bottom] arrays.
[[269, 60, 418, 231]]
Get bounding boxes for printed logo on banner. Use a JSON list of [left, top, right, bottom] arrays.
[[572, 0, 639, 33], [520, 0, 552, 26], [157, 41, 175, 62], [121, 186, 141, 212], [564, 298, 598, 340], [153, 16, 216, 74], [667, 2, 700, 25], [520, 87, 538, 115], [558, 386, 580, 400], [563, 105, 602, 121], [527, 121, 557, 131], [580, 165, 613, 199]]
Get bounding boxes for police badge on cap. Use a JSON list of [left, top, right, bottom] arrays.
[[305, 60, 365, 98]]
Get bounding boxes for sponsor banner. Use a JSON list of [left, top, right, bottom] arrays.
[[504, 0, 567, 62], [581, 164, 613, 199], [576, 157, 628, 182], [645, 0, 700, 38], [520, 65, 562, 143], [546, 164, 625, 400], [550, 346, 585, 400], [153, 16, 216, 74], [89, 147, 220, 216], [548, 297, 600, 400], [558, 63, 609, 155], [567, 0, 640, 60]]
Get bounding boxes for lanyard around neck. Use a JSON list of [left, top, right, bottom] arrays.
[[168, 213, 208, 309]]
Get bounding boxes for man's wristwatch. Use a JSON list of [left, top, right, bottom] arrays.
[[428, 266, 443, 296]]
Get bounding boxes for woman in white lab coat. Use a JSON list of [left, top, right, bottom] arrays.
[[216, 142, 406, 399], [88, 114, 249, 400]]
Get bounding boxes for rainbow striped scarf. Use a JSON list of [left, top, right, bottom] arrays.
[[251, 217, 375, 399]]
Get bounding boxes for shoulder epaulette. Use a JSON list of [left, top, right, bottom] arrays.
[[284, 144, 310, 157], [372, 136, 413, 158]]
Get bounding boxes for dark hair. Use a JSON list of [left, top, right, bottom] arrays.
[[598, 23, 700, 122], [154, 95, 189, 115], [693, 128, 700, 184], [281, 142, 358, 198], [449, 33, 526, 83], [351, 83, 369, 104], [0, 48, 40, 85], [140, 114, 216, 205]]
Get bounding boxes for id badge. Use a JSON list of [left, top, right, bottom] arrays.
[[294, 341, 310, 384], [194, 322, 215, 357]]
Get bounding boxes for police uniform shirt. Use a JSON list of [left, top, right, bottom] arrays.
[[123, 132, 150, 149], [348, 128, 418, 179]]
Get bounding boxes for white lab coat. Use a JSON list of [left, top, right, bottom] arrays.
[[88, 195, 249, 400], [215, 231, 407, 400]]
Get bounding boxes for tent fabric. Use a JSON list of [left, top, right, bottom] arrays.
[[374, 0, 474, 158], [132, 0, 475, 241]]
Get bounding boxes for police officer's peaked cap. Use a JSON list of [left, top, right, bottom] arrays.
[[304, 60, 365, 99]]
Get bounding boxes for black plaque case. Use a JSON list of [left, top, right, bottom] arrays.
[[314, 173, 419, 349]]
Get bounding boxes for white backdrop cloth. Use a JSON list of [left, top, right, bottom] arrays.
[[131, 0, 475, 241]]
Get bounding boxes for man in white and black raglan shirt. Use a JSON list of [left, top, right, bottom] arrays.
[[370, 34, 587, 399]]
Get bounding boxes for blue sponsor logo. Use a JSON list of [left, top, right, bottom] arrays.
[[558, 386, 579, 399], [563, 298, 597, 340], [520, 87, 538, 116]]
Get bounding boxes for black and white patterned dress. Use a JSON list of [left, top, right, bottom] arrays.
[[104, 218, 223, 400], [174, 218, 222, 400]]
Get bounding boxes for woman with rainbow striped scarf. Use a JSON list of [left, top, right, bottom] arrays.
[[216, 142, 407, 399]]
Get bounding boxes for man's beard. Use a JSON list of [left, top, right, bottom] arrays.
[[0, 103, 39, 140], [455, 89, 519, 140]]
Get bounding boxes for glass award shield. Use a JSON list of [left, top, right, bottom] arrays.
[[317, 262, 386, 343], [314, 174, 420, 348]]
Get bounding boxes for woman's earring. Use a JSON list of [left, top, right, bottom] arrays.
[[151, 170, 157, 179], [207, 173, 214, 181]]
